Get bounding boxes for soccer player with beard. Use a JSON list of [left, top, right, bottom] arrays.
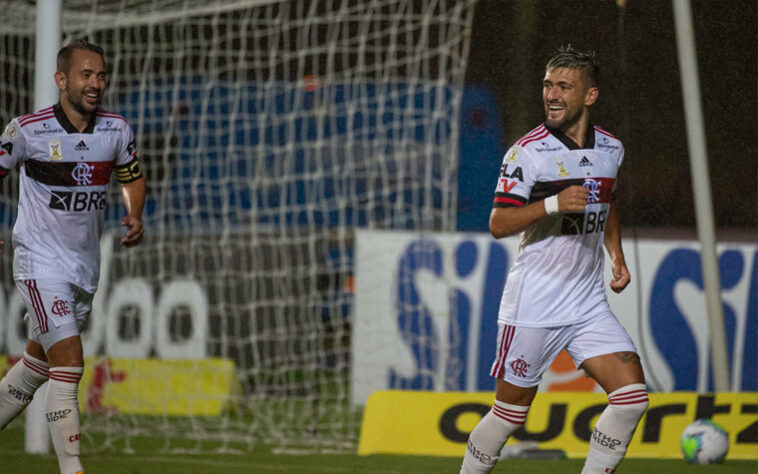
[[460, 46, 647, 473], [0, 39, 145, 474]]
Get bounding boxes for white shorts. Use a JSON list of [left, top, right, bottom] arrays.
[[489, 310, 637, 388], [15, 279, 93, 352]]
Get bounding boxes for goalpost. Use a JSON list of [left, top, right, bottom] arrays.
[[1, 0, 478, 453]]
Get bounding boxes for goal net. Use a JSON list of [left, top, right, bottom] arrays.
[[0, 0, 477, 453]]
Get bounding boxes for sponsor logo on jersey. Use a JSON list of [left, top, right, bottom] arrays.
[[74, 140, 89, 151], [49, 140, 63, 161], [554, 157, 570, 177], [34, 122, 64, 135], [49, 190, 107, 212], [499, 163, 523, 181], [71, 162, 94, 185], [96, 120, 119, 132], [536, 141, 562, 152], [579, 156, 593, 167], [69, 433, 80, 443], [0, 141, 13, 156], [46, 408, 72, 423], [597, 137, 620, 151]]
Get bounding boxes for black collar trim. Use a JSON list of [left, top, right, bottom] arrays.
[[545, 124, 595, 150], [53, 102, 97, 134]]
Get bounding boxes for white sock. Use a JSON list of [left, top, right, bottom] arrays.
[[582, 383, 648, 474], [0, 352, 49, 429], [47, 367, 84, 474], [461, 400, 530, 474]]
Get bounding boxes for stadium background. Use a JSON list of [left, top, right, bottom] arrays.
[[0, 0, 755, 468]]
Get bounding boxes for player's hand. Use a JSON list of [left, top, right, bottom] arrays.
[[609, 260, 631, 293], [120, 216, 144, 247], [557, 185, 589, 212]]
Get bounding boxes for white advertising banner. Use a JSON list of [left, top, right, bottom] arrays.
[[351, 230, 757, 404]]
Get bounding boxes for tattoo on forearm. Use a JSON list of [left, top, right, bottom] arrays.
[[615, 352, 640, 363]]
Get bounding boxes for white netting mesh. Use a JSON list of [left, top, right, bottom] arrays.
[[0, 0, 477, 452]]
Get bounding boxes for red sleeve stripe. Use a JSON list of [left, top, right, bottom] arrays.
[[18, 106, 54, 124], [97, 111, 128, 123], [519, 128, 550, 147], [494, 196, 525, 206], [594, 125, 617, 139], [516, 125, 546, 146], [18, 114, 55, 128]]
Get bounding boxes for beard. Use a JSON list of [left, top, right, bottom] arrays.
[[544, 103, 582, 131], [65, 88, 100, 117]]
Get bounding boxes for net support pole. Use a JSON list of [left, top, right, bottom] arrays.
[[25, 0, 62, 454], [672, 0, 730, 392]]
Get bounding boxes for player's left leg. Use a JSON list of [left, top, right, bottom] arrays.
[[568, 311, 647, 474], [0, 338, 49, 429], [20, 279, 92, 474]]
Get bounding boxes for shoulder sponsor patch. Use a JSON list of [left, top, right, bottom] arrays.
[[504, 146, 522, 164], [2, 122, 19, 142]]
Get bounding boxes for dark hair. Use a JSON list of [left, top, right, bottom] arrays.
[[57, 39, 105, 74], [546, 45, 599, 87]]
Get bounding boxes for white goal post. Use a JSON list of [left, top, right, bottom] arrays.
[[1, 0, 478, 453]]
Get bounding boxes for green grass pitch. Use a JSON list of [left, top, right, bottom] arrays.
[[0, 425, 755, 473]]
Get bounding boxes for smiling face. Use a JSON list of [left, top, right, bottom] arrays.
[[55, 49, 106, 119], [542, 66, 597, 133]]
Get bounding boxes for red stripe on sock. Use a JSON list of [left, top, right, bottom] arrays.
[[23, 357, 49, 377]]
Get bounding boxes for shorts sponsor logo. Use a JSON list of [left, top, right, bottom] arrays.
[[69, 433, 80, 442], [46, 408, 72, 423], [7, 384, 33, 404]]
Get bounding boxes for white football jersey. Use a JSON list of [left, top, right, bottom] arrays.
[[492, 124, 624, 327], [0, 103, 142, 292]]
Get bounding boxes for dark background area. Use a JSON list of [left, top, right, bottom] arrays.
[[464, 0, 757, 233]]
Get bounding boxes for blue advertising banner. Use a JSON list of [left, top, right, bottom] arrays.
[[351, 230, 757, 404]]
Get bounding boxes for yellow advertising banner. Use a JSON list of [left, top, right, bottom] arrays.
[[1, 356, 239, 416], [358, 391, 758, 460]]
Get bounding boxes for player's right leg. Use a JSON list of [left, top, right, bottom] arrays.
[[460, 324, 566, 473], [0, 338, 49, 429], [14, 279, 89, 474]]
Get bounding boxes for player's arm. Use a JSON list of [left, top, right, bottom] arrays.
[[490, 185, 589, 238], [603, 200, 630, 293], [0, 119, 25, 252], [120, 177, 145, 247]]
